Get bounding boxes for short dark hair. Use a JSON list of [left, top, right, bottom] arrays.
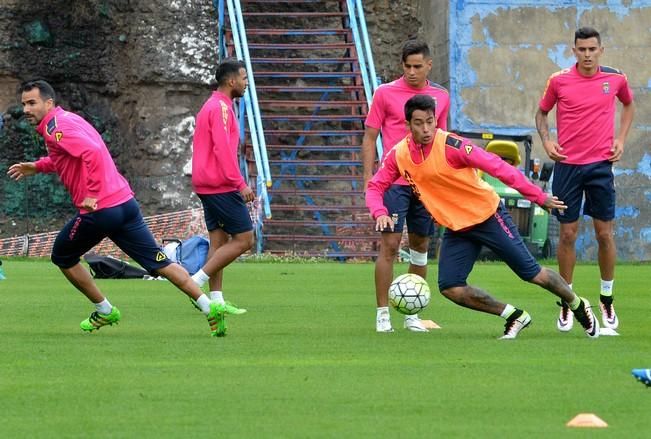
[[215, 59, 246, 86], [401, 39, 431, 62], [404, 94, 436, 121], [19, 79, 56, 103], [575, 27, 601, 45]]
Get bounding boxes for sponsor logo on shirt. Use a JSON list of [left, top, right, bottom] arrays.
[[220, 101, 229, 131], [155, 251, 167, 262], [55, 131, 63, 142]]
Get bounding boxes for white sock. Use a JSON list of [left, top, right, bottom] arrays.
[[196, 294, 211, 314], [191, 269, 209, 288], [377, 307, 390, 319], [405, 313, 419, 320], [500, 304, 516, 319], [601, 279, 614, 296], [567, 283, 573, 291], [210, 290, 224, 303], [95, 298, 113, 315]]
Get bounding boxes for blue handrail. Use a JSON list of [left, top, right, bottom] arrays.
[[216, 0, 272, 253], [347, 0, 382, 160]]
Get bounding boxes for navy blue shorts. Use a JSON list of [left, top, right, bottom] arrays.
[[437, 204, 541, 291], [52, 198, 171, 273], [551, 161, 615, 222], [198, 192, 253, 235], [381, 184, 435, 236]]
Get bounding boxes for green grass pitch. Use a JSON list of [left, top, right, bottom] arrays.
[[1, 259, 649, 438]]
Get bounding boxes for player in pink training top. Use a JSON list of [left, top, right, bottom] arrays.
[[7, 79, 239, 336], [188, 59, 254, 336], [535, 27, 635, 333], [362, 39, 450, 333]]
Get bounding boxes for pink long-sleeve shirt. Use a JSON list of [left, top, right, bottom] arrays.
[[34, 106, 133, 214], [191, 91, 247, 194], [366, 131, 548, 222]]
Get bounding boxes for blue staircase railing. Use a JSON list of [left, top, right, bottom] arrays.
[[347, 0, 382, 159], [216, 0, 381, 257], [215, 0, 272, 253]]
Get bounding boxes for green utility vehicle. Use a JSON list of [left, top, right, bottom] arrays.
[[456, 131, 556, 259]]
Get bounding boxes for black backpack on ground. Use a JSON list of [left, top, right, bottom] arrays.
[[83, 253, 148, 279]]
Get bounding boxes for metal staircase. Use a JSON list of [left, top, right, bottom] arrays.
[[217, 0, 379, 259]]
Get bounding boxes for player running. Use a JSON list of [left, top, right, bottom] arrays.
[[7, 79, 244, 337]]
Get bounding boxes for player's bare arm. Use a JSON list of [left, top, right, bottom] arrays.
[[374, 214, 394, 232], [535, 108, 567, 161], [361, 126, 380, 190], [7, 162, 37, 181], [610, 101, 636, 162]]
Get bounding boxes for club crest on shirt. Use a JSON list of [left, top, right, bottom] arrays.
[[602, 82, 610, 94], [46, 117, 57, 135]]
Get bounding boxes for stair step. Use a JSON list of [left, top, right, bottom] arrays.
[[246, 29, 351, 36], [243, 12, 348, 17], [267, 159, 362, 166], [271, 204, 367, 212], [248, 129, 365, 136], [258, 100, 365, 107], [264, 234, 372, 242], [241, 0, 331, 3], [268, 190, 364, 197], [256, 85, 365, 93], [261, 114, 365, 122], [262, 144, 361, 151], [254, 71, 361, 79], [252, 57, 357, 65], [248, 42, 355, 50], [265, 219, 373, 227], [272, 174, 363, 181]]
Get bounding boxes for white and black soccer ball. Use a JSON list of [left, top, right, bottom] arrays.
[[388, 273, 431, 315]]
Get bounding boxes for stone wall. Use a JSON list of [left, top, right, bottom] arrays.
[[449, 1, 651, 261]]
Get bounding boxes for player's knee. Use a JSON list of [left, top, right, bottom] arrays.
[[409, 249, 427, 266], [379, 242, 399, 260], [51, 253, 78, 269], [439, 285, 464, 302], [559, 228, 578, 244], [235, 231, 254, 252]]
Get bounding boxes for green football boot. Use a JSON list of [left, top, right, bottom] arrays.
[[80, 306, 121, 332], [206, 301, 247, 337]]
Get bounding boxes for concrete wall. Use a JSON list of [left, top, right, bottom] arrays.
[[449, 0, 651, 261]]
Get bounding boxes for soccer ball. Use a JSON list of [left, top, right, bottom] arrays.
[[388, 273, 431, 315]]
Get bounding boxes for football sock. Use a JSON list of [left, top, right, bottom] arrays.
[[377, 307, 390, 319], [210, 290, 224, 303], [568, 295, 581, 311], [196, 294, 212, 314], [500, 304, 516, 319], [567, 283, 573, 291], [95, 298, 113, 315], [600, 279, 614, 296], [191, 269, 209, 288]]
